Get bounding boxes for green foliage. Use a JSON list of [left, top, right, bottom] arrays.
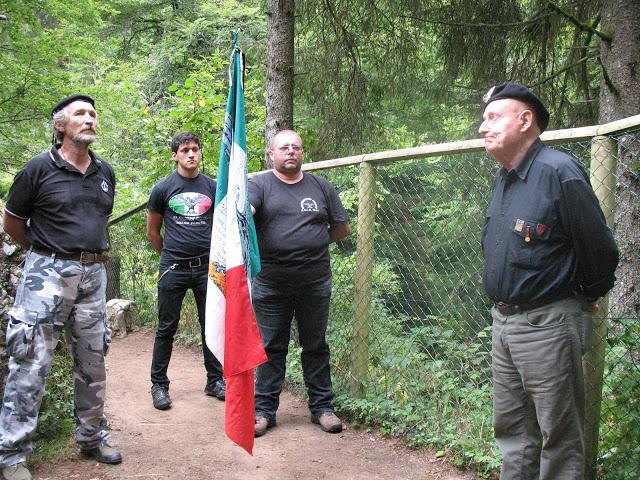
[[108, 214, 158, 323], [0, 176, 14, 200], [0, 0, 110, 169], [135, 54, 265, 185], [32, 344, 75, 461], [598, 318, 640, 479], [296, 0, 606, 158]]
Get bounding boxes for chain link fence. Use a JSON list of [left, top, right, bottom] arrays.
[[107, 123, 639, 479], [107, 212, 204, 346]]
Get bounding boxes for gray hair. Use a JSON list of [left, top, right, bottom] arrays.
[[51, 108, 68, 143]]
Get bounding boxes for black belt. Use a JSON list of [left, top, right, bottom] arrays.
[[32, 247, 109, 264], [494, 303, 527, 316], [494, 297, 567, 316], [172, 256, 208, 269]]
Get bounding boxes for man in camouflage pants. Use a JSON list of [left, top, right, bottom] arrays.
[[0, 94, 122, 480]]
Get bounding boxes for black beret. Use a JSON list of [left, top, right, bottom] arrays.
[[51, 94, 95, 118], [482, 82, 549, 132]]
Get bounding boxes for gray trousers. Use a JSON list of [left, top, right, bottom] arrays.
[[491, 296, 592, 480], [0, 251, 111, 468]]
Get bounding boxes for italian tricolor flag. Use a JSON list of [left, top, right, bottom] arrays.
[[205, 32, 266, 455]]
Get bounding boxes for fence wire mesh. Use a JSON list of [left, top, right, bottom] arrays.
[[107, 127, 639, 479], [107, 213, 203, 345]]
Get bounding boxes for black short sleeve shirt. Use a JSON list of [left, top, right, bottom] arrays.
[[5, 146, 116, 254], [147, 171, 216, 262], [249, 172, 348, 274]]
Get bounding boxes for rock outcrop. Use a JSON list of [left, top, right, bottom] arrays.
[[0, 207, 26, 387], [106, 299, 137, 337]]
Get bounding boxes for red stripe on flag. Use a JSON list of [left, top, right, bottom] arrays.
[[224, 371, 256, 455], [223, 264, 267, 454], [224, 265, 266, 376]]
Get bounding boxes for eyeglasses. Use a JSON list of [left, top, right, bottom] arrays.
[[277, 144, 303, 152]]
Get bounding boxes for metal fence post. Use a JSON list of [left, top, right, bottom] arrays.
[[350, 161, 376, 398], [583, 135, 617, 480]]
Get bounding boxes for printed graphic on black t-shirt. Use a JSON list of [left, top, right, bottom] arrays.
[[168, 193, 212, 225], [148, 172, 216, 262]]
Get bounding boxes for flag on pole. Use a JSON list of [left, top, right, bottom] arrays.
[[205, 30, 266, 455]]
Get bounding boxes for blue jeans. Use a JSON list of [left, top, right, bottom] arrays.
[[252, 269, 334, 418], [150, 262, 222, 388]]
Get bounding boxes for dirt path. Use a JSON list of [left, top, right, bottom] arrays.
[[32, 330, 480, 480]]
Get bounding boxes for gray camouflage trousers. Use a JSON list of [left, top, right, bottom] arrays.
[[0, 250, 111, 468]]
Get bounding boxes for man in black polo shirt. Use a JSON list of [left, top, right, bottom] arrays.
[[479, 82, 619, 479], [249, 130, 350, 437], [146, 131, 224, 410], [0, 94, 122, 480]]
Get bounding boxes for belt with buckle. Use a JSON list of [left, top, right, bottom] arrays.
[[495, 302, 526, 316], [32, 247, 109, 264], [494, 296, 568, 316], [173, 256, 208, 269]]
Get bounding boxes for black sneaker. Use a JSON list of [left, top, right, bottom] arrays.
[[204, 379, 225, 401], [151, 384, 171, 410]]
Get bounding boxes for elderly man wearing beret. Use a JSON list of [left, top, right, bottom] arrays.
[[479, 82, 619, 479], [0, 95, 122, 480]]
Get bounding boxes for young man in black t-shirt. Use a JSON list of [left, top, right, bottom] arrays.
[[249, 130, 350, 437], [146, 132, 224, 410]]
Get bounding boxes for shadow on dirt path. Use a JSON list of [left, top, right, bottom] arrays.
[[32, 330, 480, 480]]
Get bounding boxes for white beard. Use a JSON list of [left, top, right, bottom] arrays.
[[72, 132, 96, 144]]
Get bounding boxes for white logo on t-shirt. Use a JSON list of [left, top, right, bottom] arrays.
[[300, 198, 318, 212], [101, 180, 109, 192]]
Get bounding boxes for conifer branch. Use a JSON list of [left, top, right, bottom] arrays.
[[598, 55, 620, 96], [547, 2, 612, 43], [399, 12, 552, 29], [530, 53, 597, 87]]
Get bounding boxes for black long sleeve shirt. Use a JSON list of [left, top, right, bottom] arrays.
[[482, 139, 619, 305]]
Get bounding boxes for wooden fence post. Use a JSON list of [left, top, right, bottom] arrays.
[[583, 135, 617, 480], [350, 161, 376, 398]]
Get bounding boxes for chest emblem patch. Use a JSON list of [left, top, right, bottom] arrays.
[[101, 180, 109, 192], [300, 198, 319, 212], [169, 192, 212, 217], [514, 218, 524, 233]]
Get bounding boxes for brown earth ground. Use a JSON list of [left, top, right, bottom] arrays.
[[31, 330, 482, 480]]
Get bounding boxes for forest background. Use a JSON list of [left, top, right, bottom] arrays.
[[0, 1, 638, 478]]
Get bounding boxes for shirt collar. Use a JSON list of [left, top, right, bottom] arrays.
[[49, 145, 101, 173], [499, 138, 544, 181]]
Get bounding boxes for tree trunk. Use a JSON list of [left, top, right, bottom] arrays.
[[265, 0, 295, 169], [599, 0, 640, 320]]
